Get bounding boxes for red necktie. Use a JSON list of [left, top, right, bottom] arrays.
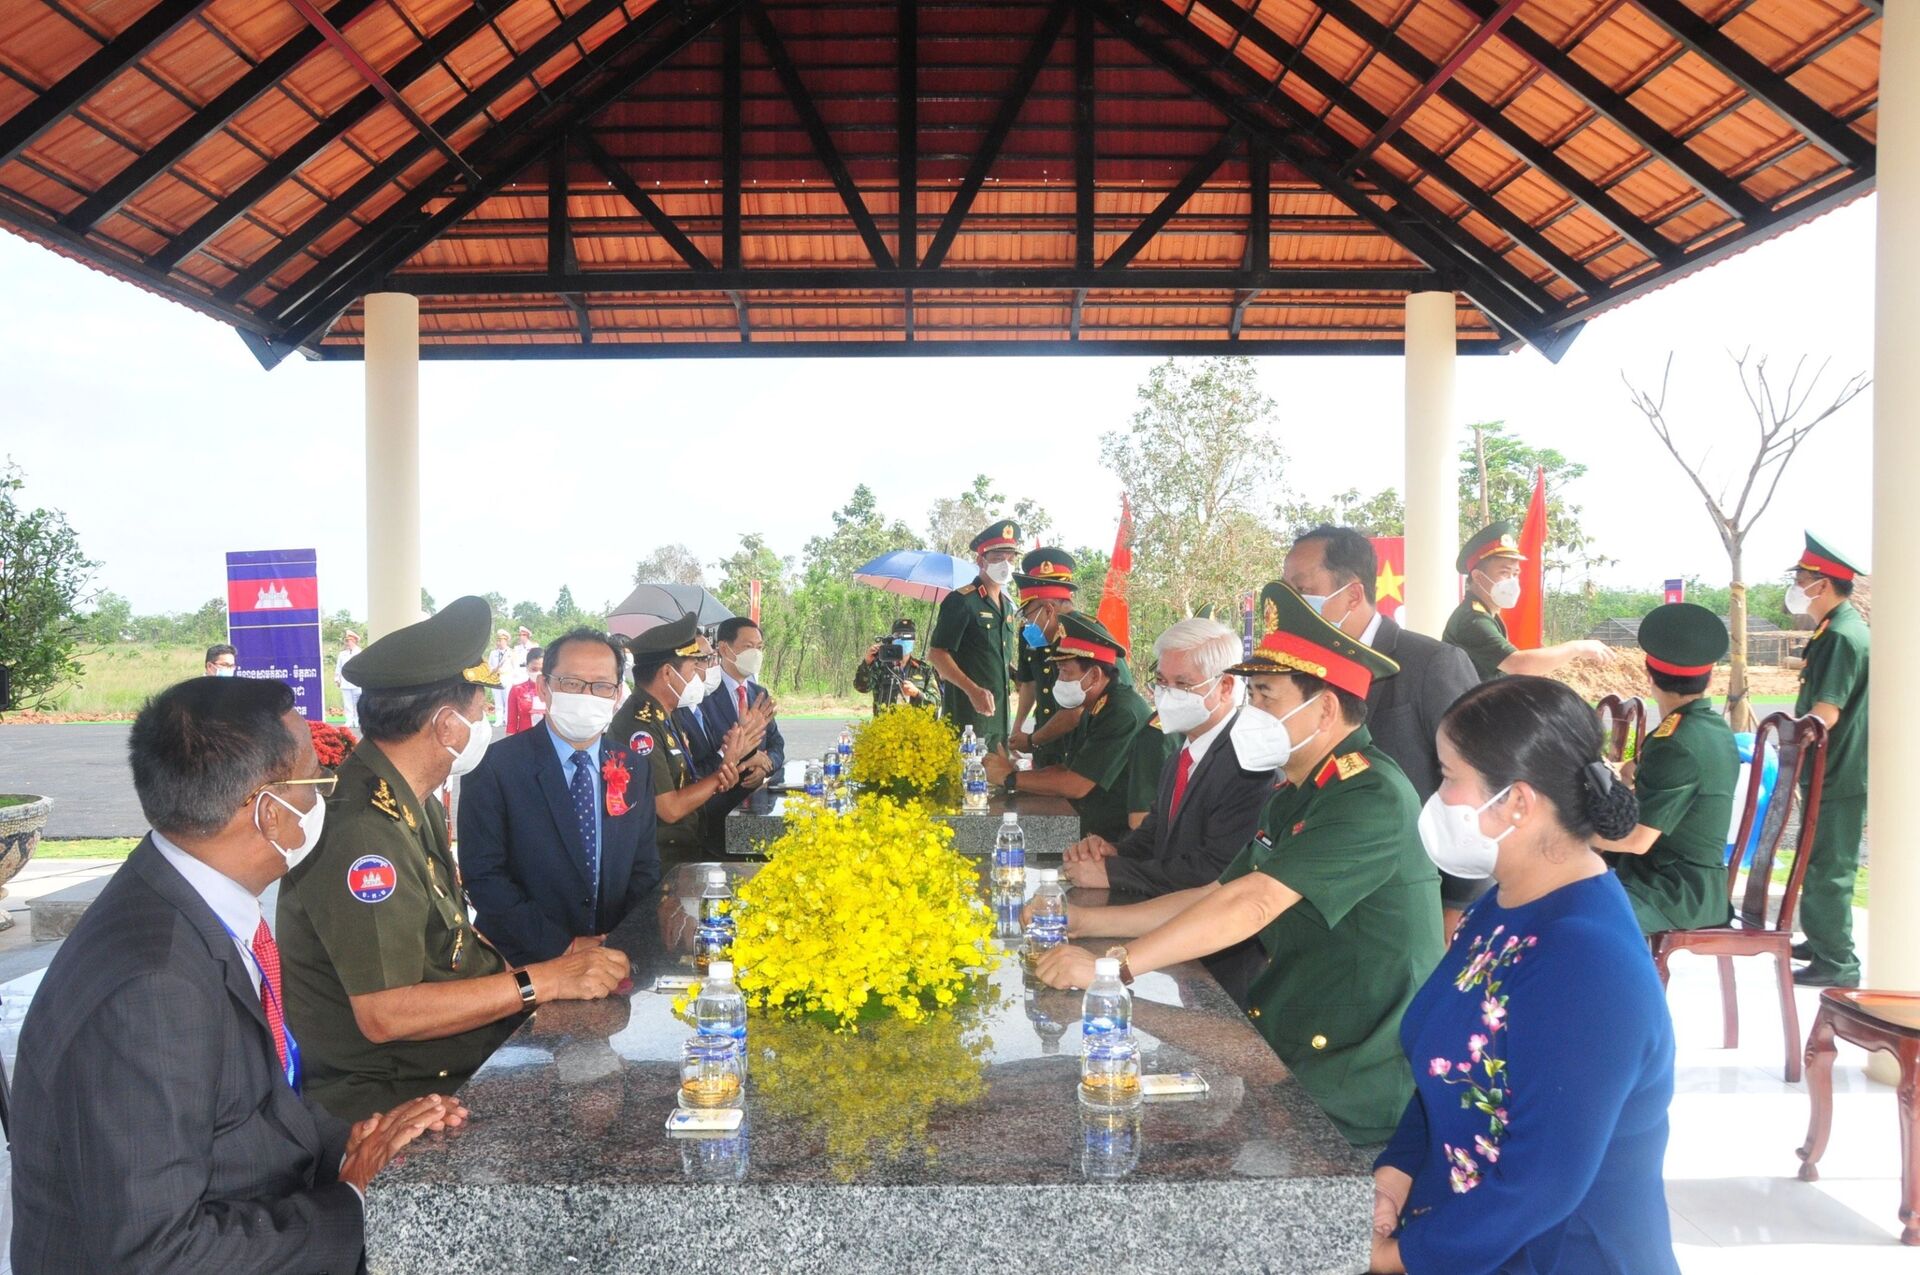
[[1168, 746, 1195, 823], [738, 684, 749, 717], [250, 919, 290, 1072]]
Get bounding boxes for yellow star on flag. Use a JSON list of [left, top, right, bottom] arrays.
[[1376, 561, 1405, 603]]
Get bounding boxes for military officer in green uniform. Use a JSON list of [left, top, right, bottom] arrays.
[[1442, 520, 1613, 682], [1786, 533, 1871, 988], [1010, 547, 1078, 766], [1034, 583, 1444, 1145], [278, 597, 631, 1120], [607, 612, 763, 871], [1593, 602, 1738, 934], [983, 613, 1163, 841], [929, 520, 1021, 749]]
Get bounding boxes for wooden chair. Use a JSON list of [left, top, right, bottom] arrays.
[[1595, 694, 1647, 765], [1647, 712, 1828, 1082], [1797, 989, 1920, 1245]]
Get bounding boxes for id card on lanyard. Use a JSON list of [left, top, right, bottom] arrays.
[[219, 921, 303, 1094]]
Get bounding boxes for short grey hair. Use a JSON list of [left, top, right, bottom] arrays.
[[1152, 618, 1240, 681]]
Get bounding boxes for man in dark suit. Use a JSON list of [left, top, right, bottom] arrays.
[[705, 616, 786, 786], [1283, 525, 1483, 927], [11, 677, 464, 1273], [675, 631, 724, 777], [462, 626, 663, 967], [1060, 617, 1275, 895]]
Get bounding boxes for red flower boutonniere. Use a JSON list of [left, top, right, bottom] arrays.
[[602, 752, 633, 817]]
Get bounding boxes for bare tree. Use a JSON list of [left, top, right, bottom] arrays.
[[1622, 350, 1868, 729]]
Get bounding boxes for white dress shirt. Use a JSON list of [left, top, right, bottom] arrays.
[[152, 830, 263, 994], [1359, 609, 1384, 649], [1180, 706, 1234, 770]]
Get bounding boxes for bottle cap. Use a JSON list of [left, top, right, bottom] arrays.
[[1002, 812, 1019, 824], [1034, 868, 1058, 882], [708, 961, 734, 981], [707, 867, 727, 884], [1094, 958, 1120, 977]]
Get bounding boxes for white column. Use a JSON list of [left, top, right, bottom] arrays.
[[1402, 290, 1458, 637], [1868, 0, 1919, 1067], [364, 292, 421, 640]]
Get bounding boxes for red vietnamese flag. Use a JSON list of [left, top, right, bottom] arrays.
[[1095, 493, 1133, 654], [1508, 466, 1548, 649], [1368, 537, 1407, 621]]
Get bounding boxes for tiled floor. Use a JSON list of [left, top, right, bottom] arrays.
[[1663, 909, 1914, 1271]]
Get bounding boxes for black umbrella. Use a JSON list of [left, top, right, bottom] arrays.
[[607, 583, 734, 638]]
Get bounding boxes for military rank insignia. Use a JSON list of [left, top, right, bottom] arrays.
[[1334, 753, 1371, 781], [372, 779, 403, 820], [1651, 713, 1681, 740]]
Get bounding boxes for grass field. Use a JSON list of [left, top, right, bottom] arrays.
[[35, 837, 140, 859]]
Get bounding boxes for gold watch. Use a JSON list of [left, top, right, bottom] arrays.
[[1104, 945, 1135, 986]]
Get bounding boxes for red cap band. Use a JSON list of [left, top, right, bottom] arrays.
[[1797, 550, 1855, 582], [1644, 653, 1715, 678], [1020, 584, 1073, 601], [1251, 630, 1374, 698]]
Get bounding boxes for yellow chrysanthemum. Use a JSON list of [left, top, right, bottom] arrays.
[[848, 706, 963, 806]]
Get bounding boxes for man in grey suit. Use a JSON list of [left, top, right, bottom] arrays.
[[1283, 525, 1483, 929], [11, 677, 465, 1273]]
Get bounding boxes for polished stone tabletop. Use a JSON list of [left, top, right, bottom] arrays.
[[368, 862, 1374, 1274], [724, 785, 1085, 856]]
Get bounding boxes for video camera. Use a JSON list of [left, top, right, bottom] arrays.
[[874, 636, 907, 663]]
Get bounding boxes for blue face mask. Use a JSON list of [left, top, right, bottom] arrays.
[[1022, 623, 1048, 650], [896, 638, 915, 657]]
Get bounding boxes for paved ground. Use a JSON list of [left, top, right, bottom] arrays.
[[0, 717, 856, 840]]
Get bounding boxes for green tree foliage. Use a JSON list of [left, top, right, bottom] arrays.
[[1099, 357, 1286, 640], [926, 474, 1054, 556], [1460, 421, 1601, 572], [1276, 487, 1406, 538], [0, 462, 99, 709], [420, 587, 437, 615]]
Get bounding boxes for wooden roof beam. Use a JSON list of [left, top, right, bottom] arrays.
[[0, 0, 208, 168], [895, 0, 916, 269], [921, 0, 1072, 269], [749, 1, 894, 269], [1629, 0, 1872, 169]]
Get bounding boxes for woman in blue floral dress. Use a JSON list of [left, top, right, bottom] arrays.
[[1370, 676, 1680, 1274]]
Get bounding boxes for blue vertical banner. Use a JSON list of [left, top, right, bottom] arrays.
[[1239, 591, 1256, 659], [227, 549, 325, 721]]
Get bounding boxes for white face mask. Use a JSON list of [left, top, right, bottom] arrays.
[[1416, 786, 1514, 880], [443, 708, 492, 776], [212, 666, 236, 677], [1153, 677, 1222, 735], [1302, 580, 1358, 628], [546, 690, 616, 742], [733, 648, 765, 680], [1052, 669, 1091, 710], [702, 663, 723, 693], [1229, 693, 1324, 771], [671, 664, 708, 710], [985, 560, 1015, 587], [1784, 582, 1815, 616], [1477, 571, 1522, 611], [256, 789, 325, 873]]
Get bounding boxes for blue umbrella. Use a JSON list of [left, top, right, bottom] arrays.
[[853, 550, 979, 603]]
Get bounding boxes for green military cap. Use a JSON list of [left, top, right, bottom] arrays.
[[970, 520, 1022, 555], [1015, 546, 1077, 597], [628, 611, 704, 659], [342, 595, 498, 690], [1638, 602, 1728, 677], [1230, 582, 1398, 697], [1795, 531, 1866, 583], [1457, 520, 1526, 575], [1046, 611, 1126, 667]]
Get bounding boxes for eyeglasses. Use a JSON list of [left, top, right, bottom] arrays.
[[550, 675, 622, 698], [1148, 672, 1221, 694], [242, 776, 336, 807]]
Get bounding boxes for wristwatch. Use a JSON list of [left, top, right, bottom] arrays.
[[1002, 771, 1019, 797], [513, 967, 537, 1007], [1104, 945, 1135, 986]]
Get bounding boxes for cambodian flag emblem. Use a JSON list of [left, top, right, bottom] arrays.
[[348, 855, 397, 903]]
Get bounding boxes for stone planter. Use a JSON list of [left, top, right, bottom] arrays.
[[0, 795, 52, 932]]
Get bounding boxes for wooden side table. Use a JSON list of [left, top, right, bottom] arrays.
[[1797, 988, 1920, 1245]]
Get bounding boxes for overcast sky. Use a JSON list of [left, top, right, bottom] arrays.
[[0, 195, 1877, 618]]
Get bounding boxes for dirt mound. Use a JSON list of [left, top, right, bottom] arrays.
[[1549, 657, 1653, 702]]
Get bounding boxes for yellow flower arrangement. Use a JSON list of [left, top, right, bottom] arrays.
[[848, 704, 962, 806], [732, 793, 998, 1030]]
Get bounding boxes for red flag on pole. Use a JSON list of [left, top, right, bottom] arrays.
[[1096, 493, 1133, 655], [1509, 467, 1548, 649], [748, 579, 762, 625]]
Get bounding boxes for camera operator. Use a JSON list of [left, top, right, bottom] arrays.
[[855, 618, 940, 714]]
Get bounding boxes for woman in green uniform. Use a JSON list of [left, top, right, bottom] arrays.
[[1033, 584, 1444, 1145], [1593, 602, 1737, 934]]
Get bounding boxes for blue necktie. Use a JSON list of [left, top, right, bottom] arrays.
[[569, 750, 599, 928]]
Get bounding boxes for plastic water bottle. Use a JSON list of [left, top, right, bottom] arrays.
[[823, 748, 842, 787], [804, 758, 825, 800], [960, 724, 978, 762], [837, 726, 854, 767], [963, 756, 989, 812], [1079, 958, 1141, 1110], [1025, 869, 1067, 961], [694, 960, 748, 1066], [695, 868, 734, 970], [992, 812, 1026, 888], [994, 889, 1024, 943], [1080, 1107, 1142, 1180]]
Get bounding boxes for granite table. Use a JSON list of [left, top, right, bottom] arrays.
[[367, 863, 1375, 1275], [724, 787, 1085, 857]]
